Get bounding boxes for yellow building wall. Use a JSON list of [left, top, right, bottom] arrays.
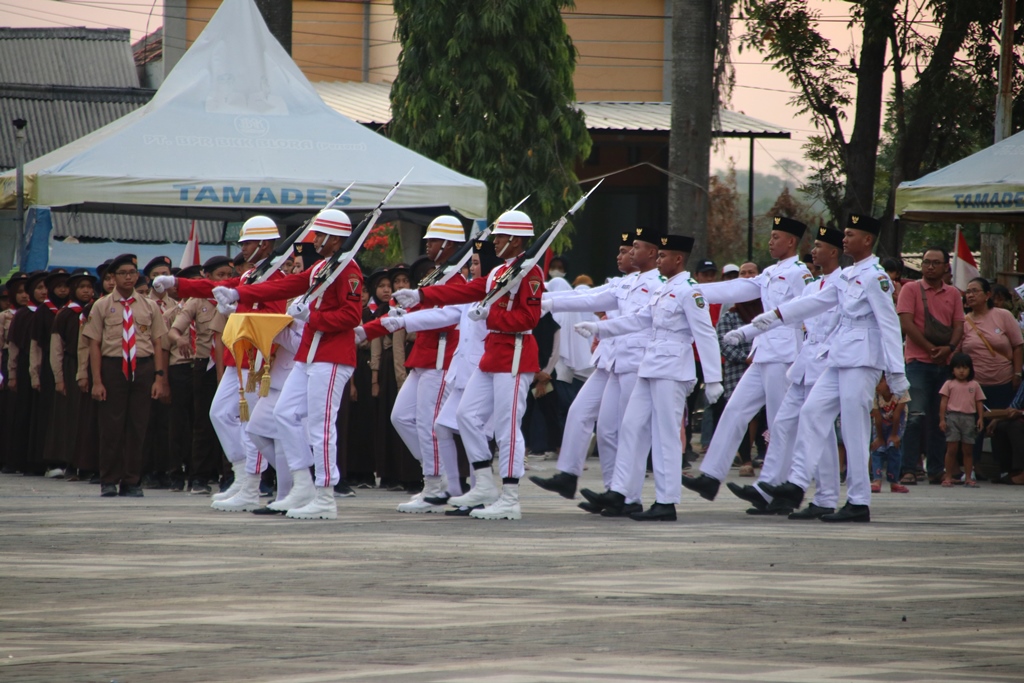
[[182, 0, 667, 100]]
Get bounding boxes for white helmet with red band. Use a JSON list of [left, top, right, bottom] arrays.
[[239, 215, 280, 242], [423, 215, 466, 242], [492, 210, 533, 237], [311, 208, 352, 237]]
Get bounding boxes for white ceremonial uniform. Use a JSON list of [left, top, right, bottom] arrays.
[[245, 319, 303, 500], [399, 304, 466, 494], [771, 256, 905, 506], [549, 269, 661, 495], [545, 280, 617, 478], [595, 274, 722, 504], [210, 366, 260, 469], [750, 270, 842, 508], [696, 254, 813, 483]]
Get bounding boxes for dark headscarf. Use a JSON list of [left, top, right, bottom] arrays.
[[366, 267, 392, 320]]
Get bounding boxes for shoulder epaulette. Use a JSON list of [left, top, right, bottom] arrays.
[[687, 277, 697, 286], [873, 264, 885, 272]]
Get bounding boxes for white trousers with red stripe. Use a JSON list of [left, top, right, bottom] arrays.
[[457, 368, 533, 480], [246, 387, 294, 500], [391, 367, 453, 479], [210, 370, 259, 466], [274, 361, 353, 488]]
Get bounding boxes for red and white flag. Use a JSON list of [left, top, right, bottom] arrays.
[[951, 225, 980, 290], [179, 220, 201, 268]]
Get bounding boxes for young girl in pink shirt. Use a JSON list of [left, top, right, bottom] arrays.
[[938, 353, 986, 487]]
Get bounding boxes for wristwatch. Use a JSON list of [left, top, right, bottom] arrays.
[[154, 370, 165, 377], [948, 343, 956, 352]]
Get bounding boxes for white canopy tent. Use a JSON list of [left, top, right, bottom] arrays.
[[896, 130, 1024, 223], [0, 0, 487, 228]]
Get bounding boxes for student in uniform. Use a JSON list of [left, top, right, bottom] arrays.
[[141, 256, 176, 488], [1, 273, 30, 472], [29, 269, 70, 477], [82, 254, 170, 497], [74, 261, 114, 483], [46, 269, 96, 479]]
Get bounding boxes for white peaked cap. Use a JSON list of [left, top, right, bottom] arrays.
[[239, 215, 280, 242], [492, 209, 533, 237], [311, 208, 353, 237], [423, 215, 466, 242]]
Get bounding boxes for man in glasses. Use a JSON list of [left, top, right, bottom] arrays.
[[895, 247, 964, 485], [81, 254, 170, 498]]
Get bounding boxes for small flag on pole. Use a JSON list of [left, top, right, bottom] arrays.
[[180, 220, 200, 268], [951, 225, 980, 291]]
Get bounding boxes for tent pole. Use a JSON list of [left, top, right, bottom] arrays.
[[747, 136, 754, 261], [13, 119, 27, 265]]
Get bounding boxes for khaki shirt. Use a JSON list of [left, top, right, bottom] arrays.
[[82, 293, 168, 358], [148, 291, 177, 313], [171, 298, 220, 359]]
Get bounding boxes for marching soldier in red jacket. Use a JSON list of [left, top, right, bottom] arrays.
[[215, 209, 363, 520], [394, 210, 543, 520], [359, 216, 467, 514]]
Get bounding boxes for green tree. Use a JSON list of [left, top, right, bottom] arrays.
[[389, 0, 592, 251]]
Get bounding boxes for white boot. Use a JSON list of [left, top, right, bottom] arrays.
[[471, 483, 521, 520], [212, 461, 245, 502], [397, 476, 446, 513], [450, 466, 499, 507], [286, 486, 338, 520], [210, 472, 261, 512], [268, 468, 315, 511]]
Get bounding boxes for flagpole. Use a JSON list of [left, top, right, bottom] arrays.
[[952, 224, 961, 289]]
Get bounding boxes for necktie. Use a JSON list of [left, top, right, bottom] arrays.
[[120, 297, 137, 380]]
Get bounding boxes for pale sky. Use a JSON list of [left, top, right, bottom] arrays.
[[2, 0, 892, 186]]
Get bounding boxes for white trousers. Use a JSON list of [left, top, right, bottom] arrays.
[[789, 366, 881, 506], [391, 367, 453, 479], [274, 361, 353, 488], [555, 368, 608, 477], [246, 387, 296, 500], [210, 370, 259, 466], [599, 371, 638, 492], [456, 368, 533, 480], [435, 385, 493, 495], [754, 381, 840, 508], [699, 362, 791, 482], [612, 377, 695, 505]]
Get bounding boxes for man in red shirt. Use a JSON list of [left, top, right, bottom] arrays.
[[895, 246, 964, 484], [214, 210, 364, 520], [360, 215, 467, 513], [393, 210, 544, 520]]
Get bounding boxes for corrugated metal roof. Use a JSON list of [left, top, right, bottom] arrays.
[[50, 212, 226, 244], [0, 92, 149, 171], [309, 81, 790, 136], [0, 28, 139, 88]]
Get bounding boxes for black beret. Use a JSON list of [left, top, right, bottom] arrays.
[[620, 230, 635, 247], [202, 255, 233, 272], [846, 213, 881, 235], [771, 216, 807, 238], [177, 265, 202, 280], [632, 226, 664, 245], [657, 234, 695, 253], [96, 260, 112, 278], [815, 224, 844, 249], [44, 268, 70, 287], [143, 255, 173, 276], [108, 253, 138, 273], [66, 268, 96, 287], [3, 272, 29, 289]]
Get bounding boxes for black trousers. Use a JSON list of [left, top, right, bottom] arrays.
[[168, 363, 194, 477], [191, 361, 221, 481], [98, 357, 154, 486]]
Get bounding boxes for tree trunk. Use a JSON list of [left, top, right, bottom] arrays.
[[254, 0, 292, 55], [840, 0, 895, 235], [668, 0, 714, 260]]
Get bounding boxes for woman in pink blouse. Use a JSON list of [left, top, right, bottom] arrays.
[[960, 277, 1024, 467]]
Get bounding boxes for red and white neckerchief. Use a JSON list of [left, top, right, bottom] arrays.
[[43, 298, 59, 313], [154, 296, 167, 312], [66, 301, 83, 314], [119, 297, 137, 380]]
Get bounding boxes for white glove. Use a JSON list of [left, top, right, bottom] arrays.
[[540, 298, 553, 314], [354, 326, 367, 344], [287, 301, 311, 322], [574, 321, 599, 339], [389, 307, 407, 318], [467, 305, 490, 322], [152, 275, 176, 294], [704, 381, 724, 405], [382, 315, 405, 333], [393, 288, 421, 308], [213, 286, 240, 308], [722, 329, 745, 347], [752, 310, 781, 331], [886, 373, 910, 395], [216, 302, 237, 316]]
